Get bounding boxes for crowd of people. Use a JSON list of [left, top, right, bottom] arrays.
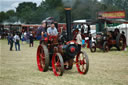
[[6, 22, 89, 52], [7, 22, 59, 51], [8, 33, 21, 51], [7, 31, 34, 51]]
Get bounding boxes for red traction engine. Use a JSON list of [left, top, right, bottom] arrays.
[[36, 7, 89, 76], [37, 35, 89, 76]]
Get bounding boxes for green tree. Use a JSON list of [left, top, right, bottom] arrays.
[[39, 0, 65, 22], [6, 10, 17, 22], [16, 2, 37, 23], [6, 10, 15, 17], [0, 12, 7, 23], [72, 0, 100, 20]]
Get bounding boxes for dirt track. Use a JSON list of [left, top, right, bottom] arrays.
[[0, 40, 128, 85]]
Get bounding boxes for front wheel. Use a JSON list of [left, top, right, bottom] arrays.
[[52, 53, 64, 76], [76, 51, 89, 74]]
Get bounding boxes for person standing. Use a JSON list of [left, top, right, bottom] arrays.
[[14, 33, 20, 51], [26, 31, 30, 44], [9, 34, 14, 51], [7, 33, 10, 45], [81, 24, 85, 34], [21, 33, 24, 44], [24, 32, 27, 41], [89, 34, 92, 48], [29, 32, 34, 47], [76, 31, 82, 52]]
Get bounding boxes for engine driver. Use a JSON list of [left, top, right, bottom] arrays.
[[36, 22, 47, 40], [47, 22, 58, 36]]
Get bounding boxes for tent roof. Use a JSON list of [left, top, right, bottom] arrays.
[[104, 19, 128, 23]]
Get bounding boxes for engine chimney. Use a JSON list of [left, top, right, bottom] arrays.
[[65, 8, 72, 41]]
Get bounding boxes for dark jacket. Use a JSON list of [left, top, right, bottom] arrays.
[[36, 26, 46, 36], [9, 36, 13, 44]]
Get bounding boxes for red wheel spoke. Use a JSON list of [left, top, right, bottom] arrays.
[[82, 65, 85, 72], [57, 58, 60, 63], [41, 55, 45, 60], [56, 57, 61, 67], [40, 54, 42, 57], [83, 60, 86, 64], [80, 60, 86, 65], [57, 67, 61, 72], [56, 63, 61, 67], [80, 60, 82, 65]]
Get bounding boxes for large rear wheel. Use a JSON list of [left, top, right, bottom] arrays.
[[52, 53, 64, 76], [37, 44, 49, 72], [76, 51, 89, 74]]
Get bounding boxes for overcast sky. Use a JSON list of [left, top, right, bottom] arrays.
[[0, 0, 43, 12], [0, 0, 101, 12]]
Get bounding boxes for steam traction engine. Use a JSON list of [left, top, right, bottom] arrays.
[[90, 28, 126, 52], [36, 8, 89, 76]]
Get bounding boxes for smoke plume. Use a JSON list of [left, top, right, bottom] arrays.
[[62, 0, 77, 8]]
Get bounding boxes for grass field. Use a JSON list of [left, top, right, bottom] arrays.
[[0, 39, 128, 85]]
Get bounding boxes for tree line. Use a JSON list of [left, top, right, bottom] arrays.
[[0, 0, 128, 24]]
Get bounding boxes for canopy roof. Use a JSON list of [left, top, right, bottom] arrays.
[[95, 19, 128, 24]]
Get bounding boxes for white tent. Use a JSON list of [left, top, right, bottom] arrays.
[[116, 24, 128, 28]]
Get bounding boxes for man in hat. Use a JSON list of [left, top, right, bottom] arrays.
[[36, 22, 47, 40]]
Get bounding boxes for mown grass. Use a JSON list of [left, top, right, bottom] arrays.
[[0, 39, 128, 85]]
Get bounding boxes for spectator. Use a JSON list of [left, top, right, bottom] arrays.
[[7, 34, 10, 45], [29, 32, 34, 47], [82, 39, 85, 47], [26, 31, 30, 44], [76, 30, 82, 52], [14, 33, 20, 51], [9, 34, 14, 51], [21, 33, 25, 44], [24, 32, 27, 40], [81, 24, 85, 34], [89, 34, 92, 48], [122, 31, 125, 35]]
